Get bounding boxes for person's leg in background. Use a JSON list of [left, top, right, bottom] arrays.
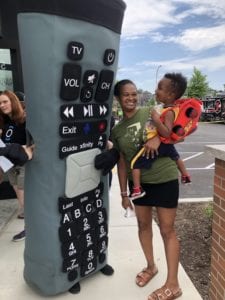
[[7, 166, 25, 241], [109, 170, 112, 189], [13, 185, 24, 219]]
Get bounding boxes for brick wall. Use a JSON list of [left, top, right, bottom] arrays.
[[209, 158, 225, 300]]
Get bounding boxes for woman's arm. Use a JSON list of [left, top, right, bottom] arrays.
[[117, 152, 132, 209]]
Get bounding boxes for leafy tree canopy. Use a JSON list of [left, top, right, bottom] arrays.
[[186, 67, 209, 99]]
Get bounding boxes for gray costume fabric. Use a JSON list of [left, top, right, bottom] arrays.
[[17, 0, 126, 295]]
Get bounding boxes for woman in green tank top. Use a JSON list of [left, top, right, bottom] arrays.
[[111, 80, 182, 300]]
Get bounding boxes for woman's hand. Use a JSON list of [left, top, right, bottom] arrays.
[[121, 196, 133, 210], [143, 135, 161, 159]]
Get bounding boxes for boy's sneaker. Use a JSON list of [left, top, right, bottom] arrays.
[[181, 175, 192, 184], [130, 187, 146, 200], [12, 230, 25, 242]]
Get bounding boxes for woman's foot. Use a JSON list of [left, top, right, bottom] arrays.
[[148, 285, 182, 300], [136, 265, 158, 287]]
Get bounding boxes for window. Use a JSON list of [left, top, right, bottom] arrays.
[[0, 49, 13, 90]]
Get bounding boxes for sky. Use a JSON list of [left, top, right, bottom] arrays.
[[117, 0, 225, 94]]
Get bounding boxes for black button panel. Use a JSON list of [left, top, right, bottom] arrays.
[[58, 40, 116, 281], [58, 183, 108, 278]]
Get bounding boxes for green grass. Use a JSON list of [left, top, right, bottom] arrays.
[[204, 202, 213, 219]]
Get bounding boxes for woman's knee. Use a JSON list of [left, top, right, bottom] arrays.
[[137, 219, 152, 233], [159, 225, 176, 240]]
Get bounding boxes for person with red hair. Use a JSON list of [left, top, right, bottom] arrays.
[[0, 90, 28, 241]]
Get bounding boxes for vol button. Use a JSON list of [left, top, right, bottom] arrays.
[[60, 63, 81, 100]]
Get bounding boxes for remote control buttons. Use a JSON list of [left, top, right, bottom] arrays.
[[60, 63, 81, 100], [58, 183, 108, 279], [60, 103, 109, 121], [64, 259, 80, 278], [80, 87, 93, 102], [67, 42, 84, 60], [58, 40, 115, 280], [59, 120, 107, 138], [95, 70, 114, 102], [61, 240, 80, 259], [59, 134, 106, 158], [103, 49, 116, 65], [83, 70, 98, 86]]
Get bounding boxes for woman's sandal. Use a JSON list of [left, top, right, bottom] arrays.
[[136, 266, 158, 287], [148, 285, 182, 300]]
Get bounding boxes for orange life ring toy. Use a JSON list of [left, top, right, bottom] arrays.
[[160, 98, 202, 144]]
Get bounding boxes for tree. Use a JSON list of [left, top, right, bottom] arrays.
[[186, 67, 209, 99]]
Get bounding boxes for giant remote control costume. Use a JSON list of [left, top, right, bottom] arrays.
[[16, 0, 126, 295]]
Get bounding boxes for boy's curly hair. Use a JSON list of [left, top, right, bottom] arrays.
[[164, 73, 187, 99]]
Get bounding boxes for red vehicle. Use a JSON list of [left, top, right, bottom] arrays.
[[201, 95, 225, 122]]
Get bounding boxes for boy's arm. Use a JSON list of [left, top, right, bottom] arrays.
[[151, 109, 174, 138]]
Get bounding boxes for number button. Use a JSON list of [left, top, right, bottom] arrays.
[[97, 223, 108, 239], [59, 222, 80, 242], [61, 240, 80, 259], [97, 208, 107, 225], [63, 255, 80, 272], [80, 230, 97, 250], [98, 237, 108, 254]]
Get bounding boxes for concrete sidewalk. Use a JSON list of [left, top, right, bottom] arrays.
[[0, 174, 202, 300]]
